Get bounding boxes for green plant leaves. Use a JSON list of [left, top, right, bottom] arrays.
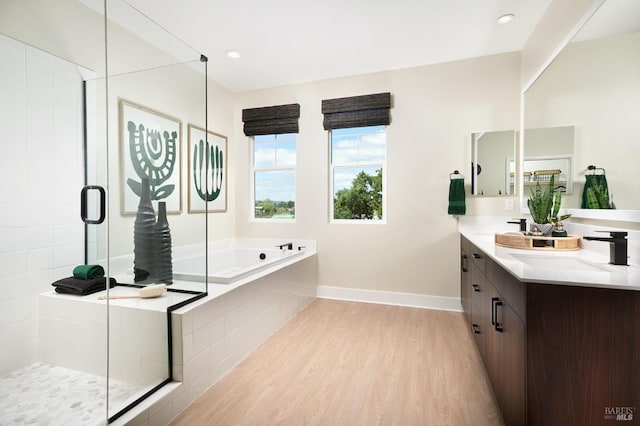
[[527, 175, 570, 224]]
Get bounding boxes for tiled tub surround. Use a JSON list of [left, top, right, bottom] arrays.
[[30, 239, 317, 424], [116, 249, 317, 425]]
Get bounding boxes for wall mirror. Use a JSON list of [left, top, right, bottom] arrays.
[[471, 130, 516, 196], [521, 126, 574, 195], [523, 0, 640, 216]]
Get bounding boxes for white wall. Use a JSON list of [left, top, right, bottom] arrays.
[[233, 52, 521, 299], [0, 34, 85, 375]]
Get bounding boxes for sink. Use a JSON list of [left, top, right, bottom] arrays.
[[510, 253, 611, 272]]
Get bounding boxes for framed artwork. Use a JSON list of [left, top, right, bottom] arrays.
[[119, 99, 182, 214], [188, 124, 227, 213]]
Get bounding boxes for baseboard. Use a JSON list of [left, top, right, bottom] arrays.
[[316, 286, 462, 312]]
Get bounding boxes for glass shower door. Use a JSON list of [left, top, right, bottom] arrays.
[[100, 0, 209, 420]]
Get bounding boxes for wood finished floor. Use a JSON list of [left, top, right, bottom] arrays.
[[171, 299, 503, 425]]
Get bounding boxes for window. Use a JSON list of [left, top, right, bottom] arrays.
[[330, 125, 386, 221], [251, 133, 296, 219]]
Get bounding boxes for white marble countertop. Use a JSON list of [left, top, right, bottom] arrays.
[[459, 216, 640, 291]]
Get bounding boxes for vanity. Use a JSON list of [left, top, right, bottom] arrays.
[[459, 221, 639, 425]]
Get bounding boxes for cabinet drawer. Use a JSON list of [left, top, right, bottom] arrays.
[[486, 256, 525, 322], [470, 247, 486, 274]]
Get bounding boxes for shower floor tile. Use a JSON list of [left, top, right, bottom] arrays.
[[0, 363, 143, 425]]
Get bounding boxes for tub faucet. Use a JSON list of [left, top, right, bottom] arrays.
[[583, 231, 629, 266], [507, 218, 527, 232], [277, 242, 293, 251]]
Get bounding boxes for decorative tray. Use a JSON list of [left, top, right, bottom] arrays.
[[495, 233, 580, 251]]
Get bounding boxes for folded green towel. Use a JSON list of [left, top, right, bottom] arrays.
[[73, 264, 105, 280], [448, 178, 466, 215]]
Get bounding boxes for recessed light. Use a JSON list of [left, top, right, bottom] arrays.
[[225, 50, 241, 59], [497, 14, 515, 24]]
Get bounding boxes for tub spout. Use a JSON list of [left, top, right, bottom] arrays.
[[277, 242, 293, 251], [583, 231, 628, 266]]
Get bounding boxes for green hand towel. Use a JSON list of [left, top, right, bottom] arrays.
[[581, 174, 613, 209], [73, 264, 105, 280], [448, 178, 466, 215]]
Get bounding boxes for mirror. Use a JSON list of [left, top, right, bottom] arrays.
[[523, 0, 640, 211], [471, 130, 515, 196], [522, 126, 574, 195]]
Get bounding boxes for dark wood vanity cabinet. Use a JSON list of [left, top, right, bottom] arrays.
[[460, 235, 640, 425], [460, 235, 525, 425]]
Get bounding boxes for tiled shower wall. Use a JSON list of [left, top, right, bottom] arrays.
[[0, 34, 85, 376]]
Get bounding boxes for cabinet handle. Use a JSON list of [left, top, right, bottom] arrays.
[[492, 298, 504, 333], [491, 297, 498, 326], [461, 254, 468, 272], [472, 284, 480, 292], [471, 324, 480, 334], [473, 253, 482, 259]]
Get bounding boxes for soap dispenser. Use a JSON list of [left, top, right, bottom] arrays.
[[552, 220, 568, 237]]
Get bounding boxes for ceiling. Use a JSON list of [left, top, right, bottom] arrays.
[[124, 0, 553, 92]]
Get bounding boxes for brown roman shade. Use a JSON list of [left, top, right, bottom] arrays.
[[321, 92, 391, 130], [242, 103, 300, 136]]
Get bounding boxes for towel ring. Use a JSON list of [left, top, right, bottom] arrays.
[[450, 170, 464, 180], [587, 165, 606, 175]]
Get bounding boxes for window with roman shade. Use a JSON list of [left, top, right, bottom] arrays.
[[323, 93, 390, 222], [243, 103, 300, 220], [242, 103, 300, 136], [321, 92, 391, 130]]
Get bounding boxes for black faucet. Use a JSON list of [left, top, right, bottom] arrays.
[[583, 231, 629, 266], [507, 218, 527, 232], [277, 242, 293, 250]]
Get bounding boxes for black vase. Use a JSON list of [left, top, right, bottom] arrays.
[[153, 201, 173, 284], [133, 178, 155, 282]]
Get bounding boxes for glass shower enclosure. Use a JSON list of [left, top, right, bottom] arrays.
[[0, 0, 208, 422]]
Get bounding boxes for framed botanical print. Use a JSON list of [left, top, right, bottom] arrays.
[[188, 124, 227, 213], [119, 99, 182, 214]]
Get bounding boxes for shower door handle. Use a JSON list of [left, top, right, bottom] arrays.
[[81, 185, 106, 224]]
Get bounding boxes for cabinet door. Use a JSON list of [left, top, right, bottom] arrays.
[[527, 283, 640, 425], [460, 236, 472, 324], [484, 284, 502, 409], [486, 283, 526, 426], [471, 263, 486, 359], [499, 296, 525, 426]]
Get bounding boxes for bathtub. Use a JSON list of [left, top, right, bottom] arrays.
[[173, 246, 305, 284]]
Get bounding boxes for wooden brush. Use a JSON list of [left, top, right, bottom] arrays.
[[97, 284, 167, 300]]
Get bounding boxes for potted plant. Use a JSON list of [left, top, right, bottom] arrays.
[[527, 175, 571, 235]]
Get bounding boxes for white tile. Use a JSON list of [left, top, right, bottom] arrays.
[[148, 400, 173, 426], [171, 384, 195, 420], [190, 373, 210, 403], [0, 228, 27, 253], [0, 273, 28, 300], [182, 333, 193, 364], [209, 314, 225, 343], [192, 323, 210, 356], [208, 338, 225, 370], [192, 304, 211, 331], [53, 243, 84, 268], [180, 310, 194, 336], [0, 250, 27, 277], [0, 35, 26, 100], [27, 247, 54, 272], [24, 226, 55, 250]]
